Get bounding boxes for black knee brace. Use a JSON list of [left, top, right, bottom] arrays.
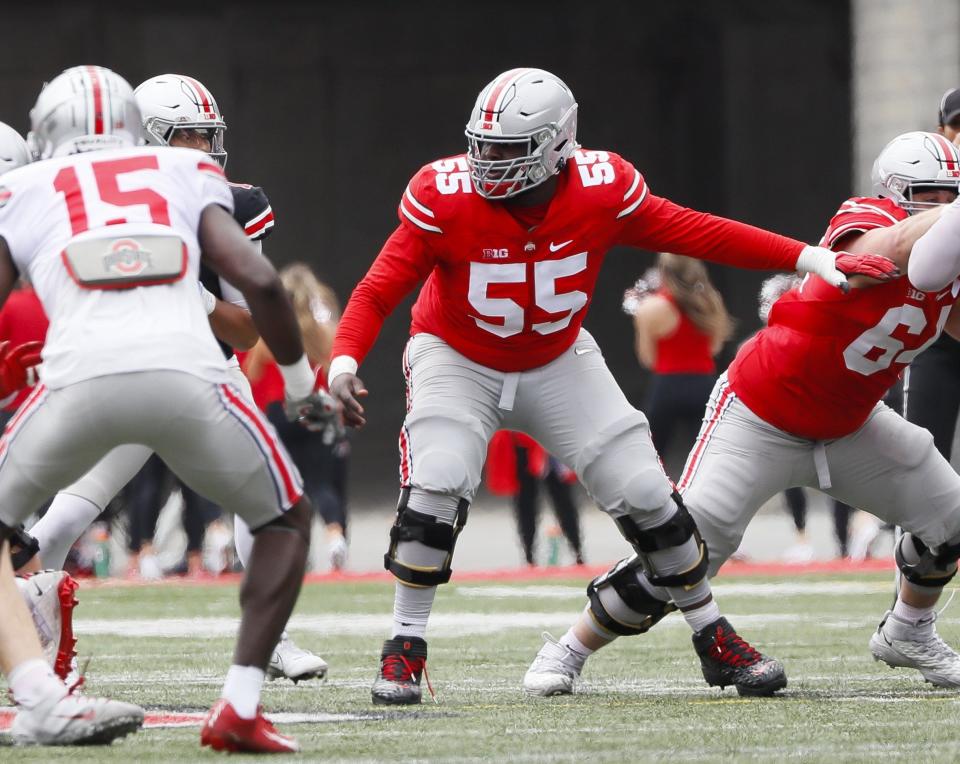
[[384, 487, 469, 587], [3, 524, 39, 570], [614, 492, 709, 589], [896, 532, 960, 589], [586, 556, 677, 636]]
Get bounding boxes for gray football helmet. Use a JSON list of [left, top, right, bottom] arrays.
[[871, 131, 960, 213], [0, 122, 30, 175], [465, 68, 578, 199], [134, 74, 227, 167], [28, 66, 141, 160]]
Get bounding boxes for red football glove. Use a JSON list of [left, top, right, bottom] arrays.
[[834, 252, 901, 282], [0, 340, 43, 398]]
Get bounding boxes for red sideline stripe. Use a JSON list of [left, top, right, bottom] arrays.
[[220, 384, 301, 507], [0, 384, 46, 461], [73, 557, 896, 590], [86, 66, 104, 135]]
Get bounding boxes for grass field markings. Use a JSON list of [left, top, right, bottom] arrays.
[[76, 611, 915, 639], [455, 581, 893, 599]]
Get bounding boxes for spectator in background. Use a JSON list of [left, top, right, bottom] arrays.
[[242, 263, 349, 569], [625, 253, 734, 468], [486, 431, 584, 566]]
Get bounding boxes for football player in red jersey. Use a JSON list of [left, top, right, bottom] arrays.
[[526, 130, 960, 695], [328, 67, 898, 704]]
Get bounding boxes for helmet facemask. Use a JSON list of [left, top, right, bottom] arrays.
[[143, 117, 228, 168], [882, 176, 958, 214]]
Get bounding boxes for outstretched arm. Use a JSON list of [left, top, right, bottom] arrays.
[[328, 224, 435, 427], [908, 200, 960, 291], [619, 195, 898, 289]]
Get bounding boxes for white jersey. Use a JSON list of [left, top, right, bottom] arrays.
[[0, 145, 233, 389]]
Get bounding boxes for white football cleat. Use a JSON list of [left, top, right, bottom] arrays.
[[11, 692, 144, 745], [15, 570, 79, 681], [870, 610, 960, 687], [267, 634, 328, 683], [523, 632, 585, 696]]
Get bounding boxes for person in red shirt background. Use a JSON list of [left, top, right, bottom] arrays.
[[0, 281, 48, 424], [625, 253, 734, 466], [242, 263, 349, 570], [486, 430, 583, 566]]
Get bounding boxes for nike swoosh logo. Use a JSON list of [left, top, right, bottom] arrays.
[[574, 347, 594, 355], [549, 240, 573, 252]]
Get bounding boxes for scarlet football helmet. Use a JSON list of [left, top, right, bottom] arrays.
[[28, 66, 141, 160], [0, 122, 30, 175], [134, 74, 227, 167], [872, 131, 960, 212], [465, 68, 578, 199]]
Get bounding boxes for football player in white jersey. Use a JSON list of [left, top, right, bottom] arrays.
[[18, 73, 329, 684], [0, 65, 327, 753]]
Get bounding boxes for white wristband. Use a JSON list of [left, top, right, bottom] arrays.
[[795, 245, 845, 288], [199, 283, 217, 315], [327, 355, 359, 388], [279, 355, 316, 400]]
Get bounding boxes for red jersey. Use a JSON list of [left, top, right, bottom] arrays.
[[728, 196, 956, 439], [0, 286, 48, 411], [653, 291, 716, 375], [333, 150, 804, 373]]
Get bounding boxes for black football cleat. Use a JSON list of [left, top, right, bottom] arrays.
[[692, 617, 787, 696], [371, 636, 430, 705]]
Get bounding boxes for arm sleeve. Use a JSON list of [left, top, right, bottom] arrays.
[[331, 224, 436, 366], [908, 200, 960, 292], [618, 193, 804, 270]]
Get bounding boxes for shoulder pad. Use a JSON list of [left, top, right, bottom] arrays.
[[568, 149, 648, 219], [818, 196, 906, 248], [398, 155, 473, 235], [229, 182, 275, 240]]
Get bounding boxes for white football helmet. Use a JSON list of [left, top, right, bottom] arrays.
[[872, 131, 960, 213], [0, 122, 30, 175], [465, 68, 578, 199], [28, 66, 141, 160], [134, 74, 227, 167]]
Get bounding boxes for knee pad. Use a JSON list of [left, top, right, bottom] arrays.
[[254, 500, 311, 546], [384, 487, 469, 587], [8, 525, 40, 570], [586, 556, 677, 636], [576, 412, 672, 515], [403, 405, 486, 497], [896, 532, 960, 589], [615, 493, 709, 589]]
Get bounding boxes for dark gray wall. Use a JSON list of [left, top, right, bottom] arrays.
[[3, 0, 850, 498]]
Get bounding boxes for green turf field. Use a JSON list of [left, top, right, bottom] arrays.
[[4, 571, 960, 762]]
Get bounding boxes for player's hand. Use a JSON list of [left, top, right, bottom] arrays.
[[834, 251, 901, 284], [0, 340, 43, 398], [284, 387, 342, 439], [795, 245, 900, 294], [330, 372, 368, 428]]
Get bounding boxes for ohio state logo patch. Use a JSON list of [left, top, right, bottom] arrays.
[[102, 238, 153, 277]]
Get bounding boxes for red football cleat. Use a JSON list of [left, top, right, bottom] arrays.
[[200, 698, 299, 754]]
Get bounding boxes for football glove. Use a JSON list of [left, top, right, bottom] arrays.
[[0, 340, 43, 399], [284, 388, 344, 443]]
